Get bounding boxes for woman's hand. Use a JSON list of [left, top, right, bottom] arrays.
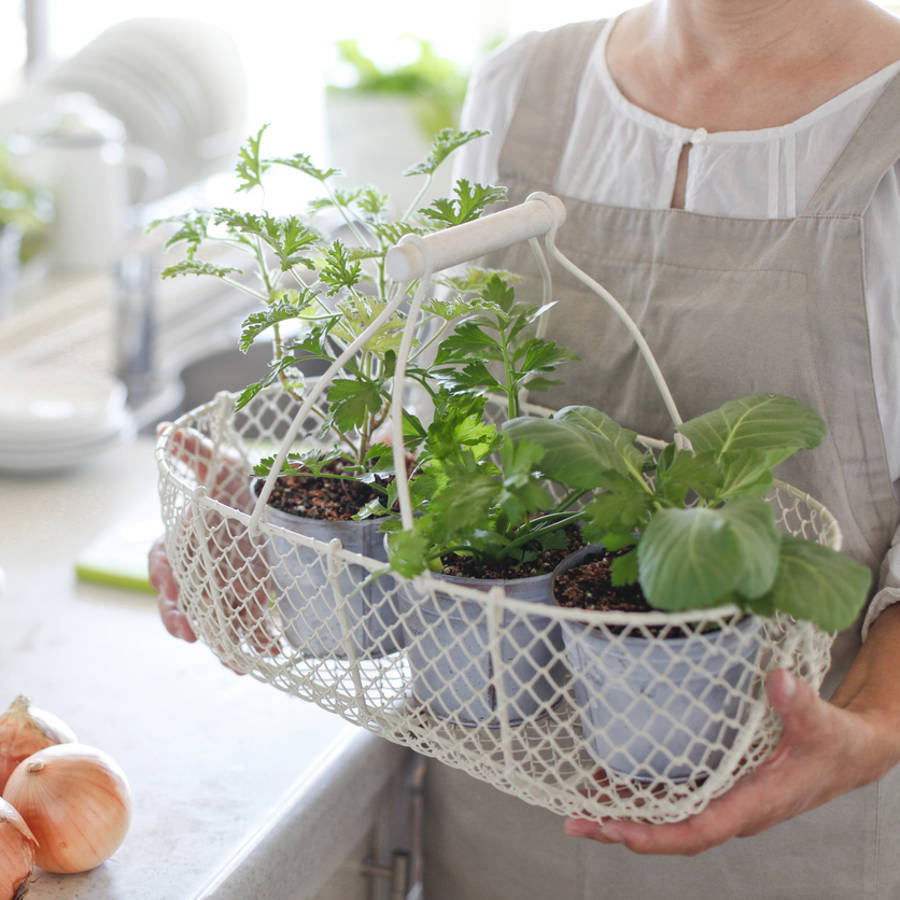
[[148, 422, 278, 665], [564, 607, 900, 855]]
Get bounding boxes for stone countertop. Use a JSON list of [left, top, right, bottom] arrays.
[[0, 435, 403, 899]]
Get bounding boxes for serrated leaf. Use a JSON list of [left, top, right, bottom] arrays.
[[750, 535, 871, 631], [239, 289, 320, 350], [268, 152, 341, 181], [161, 259, 241, 280], [327, 378, 384, 432], [419, 178, 508, 226], [637, 507, 741, 610], [610, 548, 639, 586], [403, 128, 489, 177], [235, 125, 271, 192]]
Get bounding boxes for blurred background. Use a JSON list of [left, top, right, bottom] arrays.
[[0, 0, 897, 467]]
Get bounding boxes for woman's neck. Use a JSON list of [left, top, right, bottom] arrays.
[[606, 0, 900, 130], [647, 0, 833, 68]]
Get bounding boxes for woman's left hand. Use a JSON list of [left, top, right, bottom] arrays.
[[564, 660, 900, 855]]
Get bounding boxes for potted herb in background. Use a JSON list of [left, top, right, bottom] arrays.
[[504, 394, 872, 780], [0, 144, 52, 317], [152, 124, 516, 658], [325, 37, 470, 212], [383, 271, 581, 725]]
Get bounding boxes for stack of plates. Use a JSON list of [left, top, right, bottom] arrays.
[[0, 368, 131, 474], [36, 17, 248, 200]]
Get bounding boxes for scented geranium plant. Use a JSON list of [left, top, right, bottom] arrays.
[[503, 394, 872, 631], [151, 124, 519, 514]]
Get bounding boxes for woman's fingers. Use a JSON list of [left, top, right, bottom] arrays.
[[148, 535, 197, 643]]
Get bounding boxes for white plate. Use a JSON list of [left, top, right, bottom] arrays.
[[0, 426, 125, 473], [0, 368, 127, 443]]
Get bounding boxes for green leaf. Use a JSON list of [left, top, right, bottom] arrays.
[[515, 338, 578, 373], [717, 496, 781, 599], [151, 210, 211, 258], [504, 406, 651, 489], [235, 125, 271, 192], [583, 490, 653, 537], [161, 259, 241, 280], [268, 152, 341, 182], [403, 128, 489, 177], [655, 449, 724, 505], [433, 322, 503, 362], [327, 378, 384, 432], [750, 535, 871, 631], [239, 289, 320, 351], [637, 507, 741, 611], [419, 179, 508, 226], [319, 240, 363, 295], [610, 548, 639, 586], [677, 394, 826, 463]]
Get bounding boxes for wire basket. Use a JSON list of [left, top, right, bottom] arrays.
[[156, 195, 838, 823]]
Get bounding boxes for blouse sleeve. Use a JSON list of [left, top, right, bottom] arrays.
[[860, 160, 900, 639]]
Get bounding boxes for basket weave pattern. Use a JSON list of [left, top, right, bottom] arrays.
[[157, 386, 836, 824]]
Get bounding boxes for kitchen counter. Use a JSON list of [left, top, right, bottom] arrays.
[[0, 435, 408, 899]]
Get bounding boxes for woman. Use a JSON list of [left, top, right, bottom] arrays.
[[411, 0, 900, 895], [152, 1, 900, 894]]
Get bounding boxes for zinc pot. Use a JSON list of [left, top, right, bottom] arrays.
[[262, 497, 401, 658], [399, 569, 566, 727], [551, 546, 763, 782]]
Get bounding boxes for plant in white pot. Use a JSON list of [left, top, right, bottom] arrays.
[[152, 124, 513, 658], [383, 271, 580, 725], [503, 394, 872, 781]]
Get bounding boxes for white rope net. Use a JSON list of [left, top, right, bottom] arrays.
[[156, 385, 836, 824]]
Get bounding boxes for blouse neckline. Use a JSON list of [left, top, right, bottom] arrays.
[[594, 16, 900, 144]]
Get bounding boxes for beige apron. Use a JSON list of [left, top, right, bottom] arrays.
[[423, 21, 900, 900]]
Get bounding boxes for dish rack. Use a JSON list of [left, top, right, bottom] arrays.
[[156, 194, 837, 823]]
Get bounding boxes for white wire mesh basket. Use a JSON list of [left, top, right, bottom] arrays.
[[156, 195, 838, 824]]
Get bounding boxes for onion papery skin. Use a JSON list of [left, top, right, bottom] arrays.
[[2, 744, 131, 875], [0, 796, 37, 899], [0, 696, 77, 791]]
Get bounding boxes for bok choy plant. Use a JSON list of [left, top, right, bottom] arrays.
[[503, 394, 871, 631]]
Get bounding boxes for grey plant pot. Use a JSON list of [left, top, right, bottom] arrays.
[[262, 498, 401, 658], [399, 569, 567, 727], [551, 545, 763, 782]]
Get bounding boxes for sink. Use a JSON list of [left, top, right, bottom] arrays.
[[139, 340, 329, 431]]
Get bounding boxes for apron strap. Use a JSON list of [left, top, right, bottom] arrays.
[[804, 69, 900, 216], [498, 20, 607, 188]]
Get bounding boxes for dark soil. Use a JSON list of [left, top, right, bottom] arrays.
[[552, 547, 651, 612], [439, 525, 585, 581], [260, 458, 384, 521]]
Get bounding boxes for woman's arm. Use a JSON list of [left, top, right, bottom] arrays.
[[565, 604, 900, 855]]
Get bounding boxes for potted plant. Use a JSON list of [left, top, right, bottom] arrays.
[[152, 124, 521, 658], [382, 271, 580, 725], [503, 394, 872, 780], [0, 144, 52, 315], [326, 37, 469, 211]]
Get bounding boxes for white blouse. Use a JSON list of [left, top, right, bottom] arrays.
[[453, 17, 900, 629]]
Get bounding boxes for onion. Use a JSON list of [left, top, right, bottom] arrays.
[[2, 744, 131, 875], [0, 697, 77, 791], [0, 797, 37, 899]]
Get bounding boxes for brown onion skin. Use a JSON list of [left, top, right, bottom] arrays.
[[3, 744, 131, 875], [0, 796, 37, 899], [0, 696, 77, 791]]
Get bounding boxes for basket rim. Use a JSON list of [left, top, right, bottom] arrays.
[[156, 389, 843, 629]]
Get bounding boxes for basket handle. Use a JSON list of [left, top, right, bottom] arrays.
[[386, 194, 686, 530]]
